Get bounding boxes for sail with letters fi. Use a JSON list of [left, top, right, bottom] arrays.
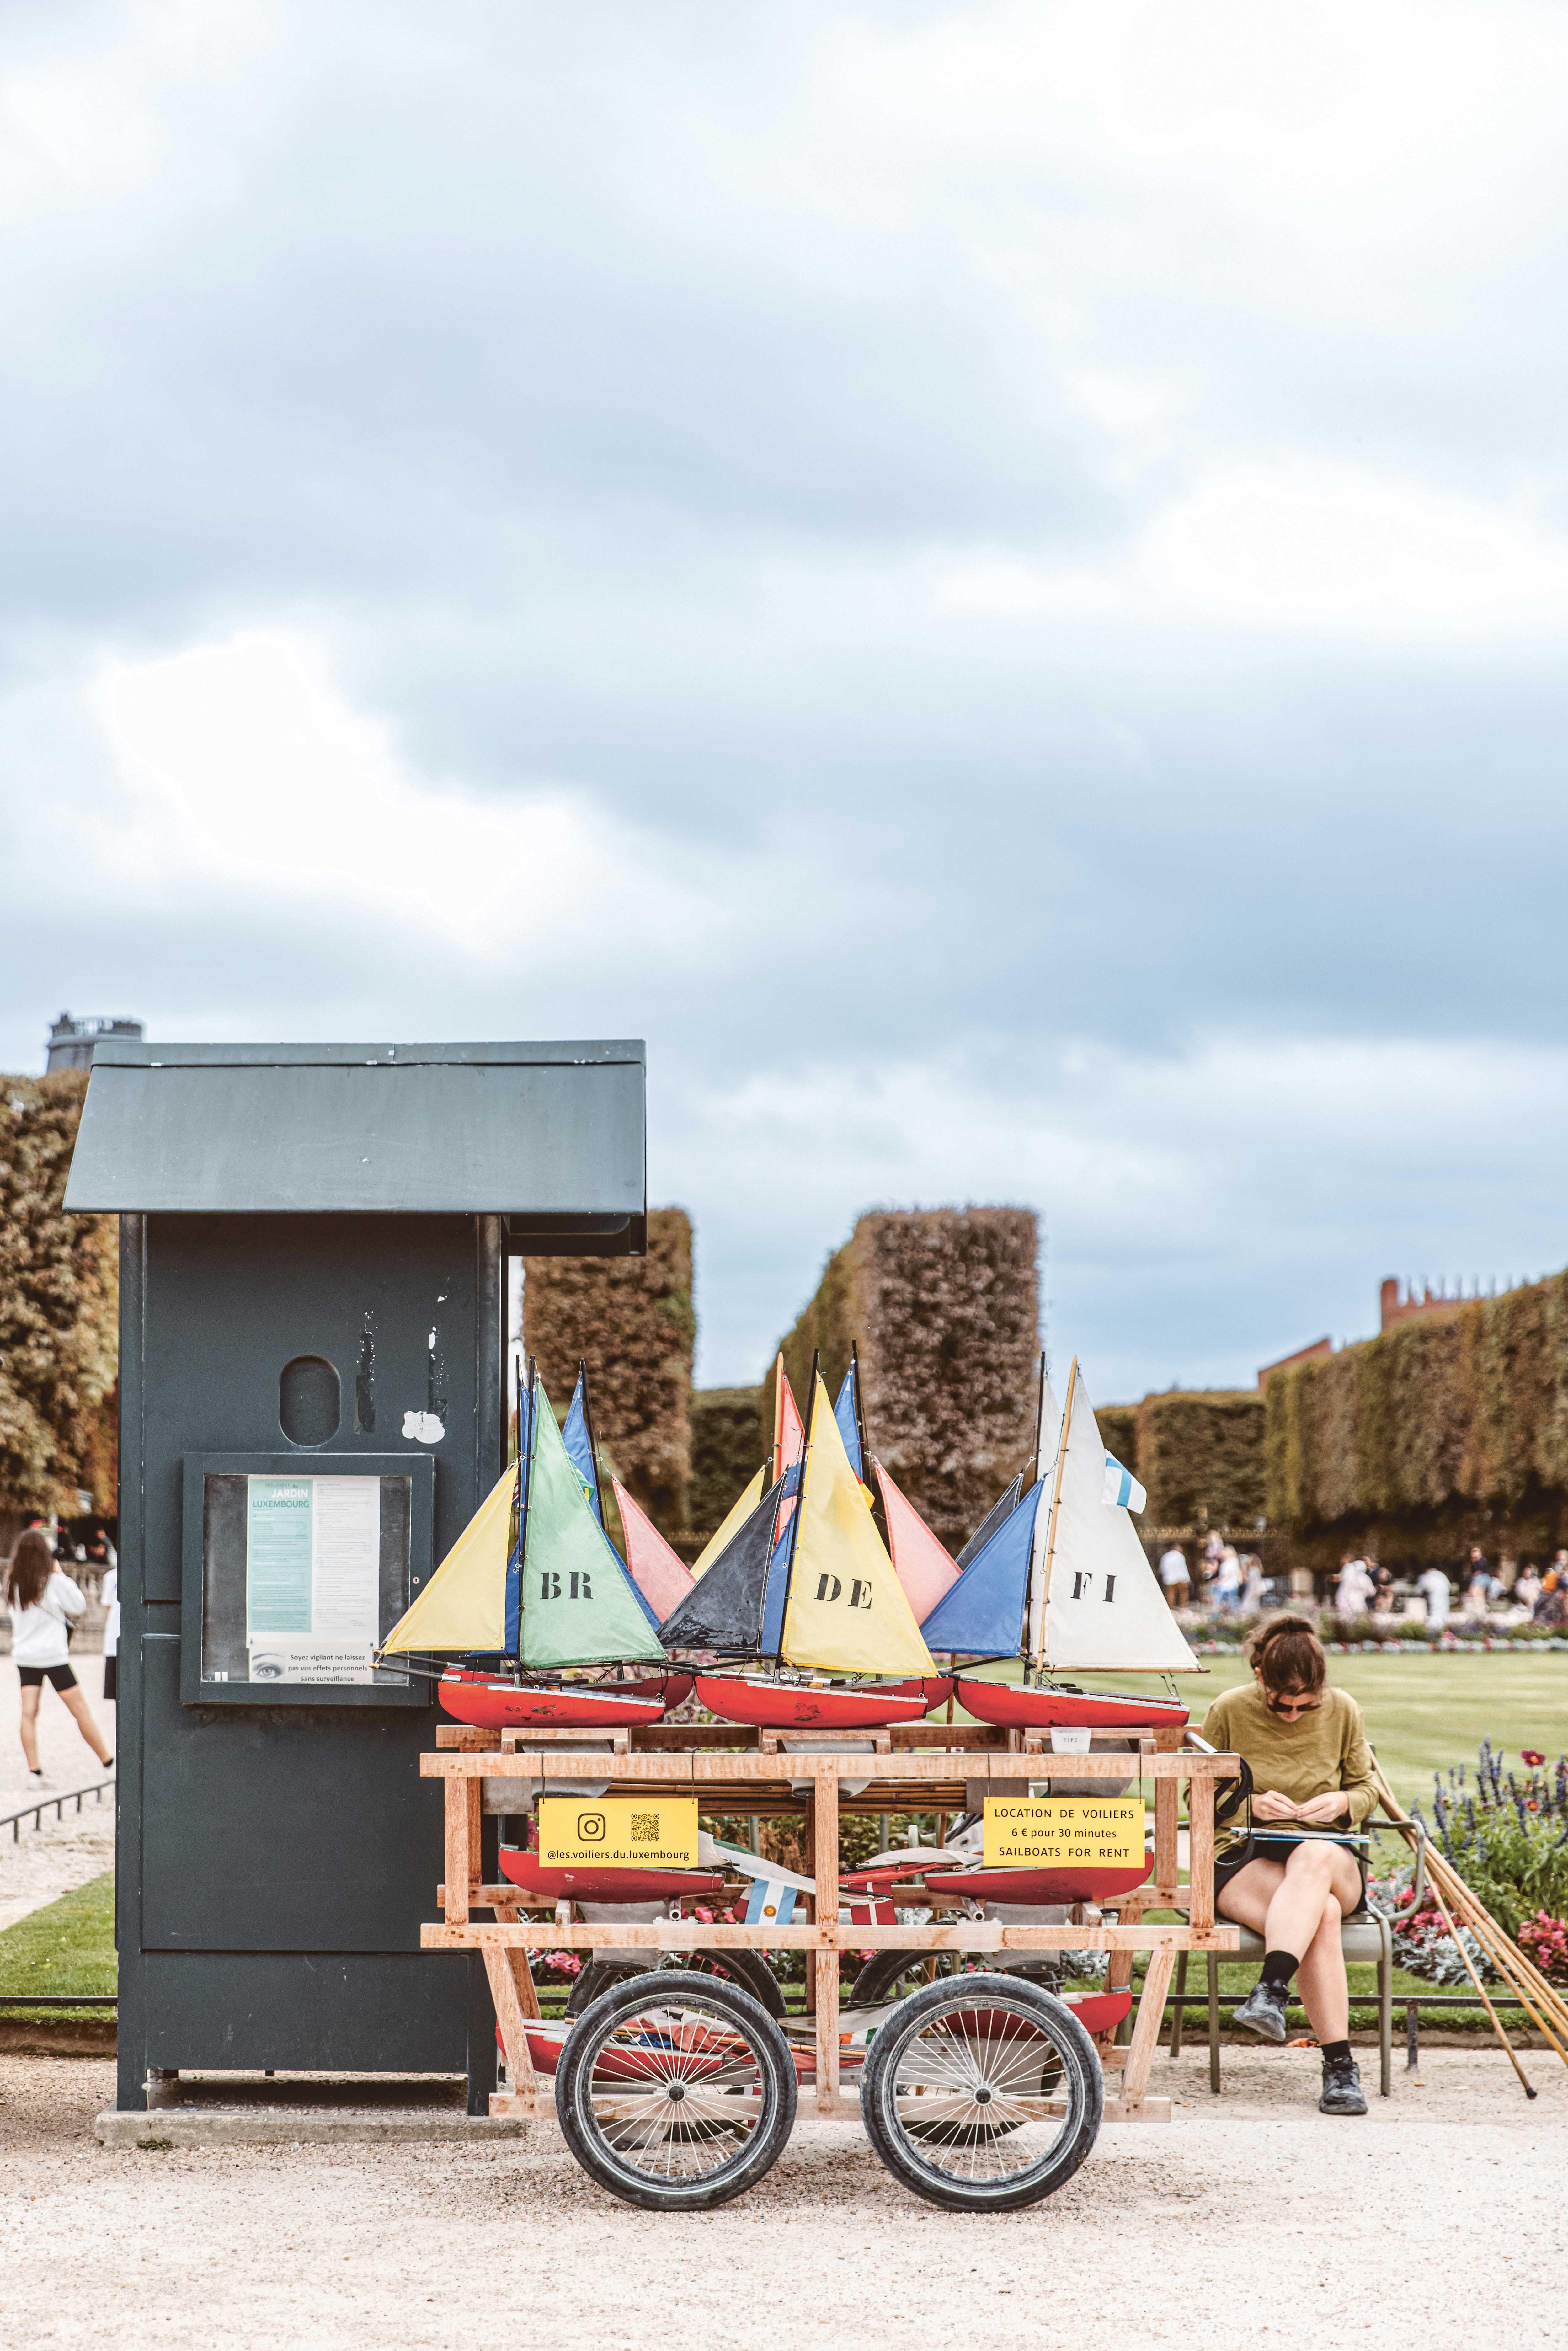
[[930, 1354, 1195, 1732], [380, 1371, 673, 1729]]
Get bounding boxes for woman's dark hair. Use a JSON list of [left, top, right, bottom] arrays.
[[4, 1527, 55, 1612], [1245, 1612, 1327, 1696]]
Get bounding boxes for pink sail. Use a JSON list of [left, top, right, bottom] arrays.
[[874, 1460, 962, 1623], [611, 1476, 695, 1621]]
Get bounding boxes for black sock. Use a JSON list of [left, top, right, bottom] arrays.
[[1260, 1948, 1299, 1993], [1320, 2038, 1352, 2066]]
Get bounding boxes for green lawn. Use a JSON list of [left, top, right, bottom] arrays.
[[0, 1870, 115, 2021], [966, 1651, 1568, 1808]]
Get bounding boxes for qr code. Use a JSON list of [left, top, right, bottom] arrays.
[[631, 1811, 659, 1842]]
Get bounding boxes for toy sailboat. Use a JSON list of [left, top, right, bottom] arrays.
[[659, 1357, 952, 1728], [920, 1355, 1195, 1731], [379, 1362, 691, 1729]]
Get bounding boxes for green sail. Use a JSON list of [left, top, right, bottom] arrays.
[[518, 1385, 666, 1669]]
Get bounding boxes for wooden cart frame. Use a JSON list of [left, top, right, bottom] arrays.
[[421, 1727, 1241, 2129]]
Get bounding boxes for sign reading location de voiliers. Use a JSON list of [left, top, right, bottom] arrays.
[[982, 1796, 1145, 1869]]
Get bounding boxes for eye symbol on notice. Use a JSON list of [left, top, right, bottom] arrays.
[[577, 1811, 606, 1843]]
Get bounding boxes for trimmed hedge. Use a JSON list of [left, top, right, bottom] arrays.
[[1135, 1389, 1266, 1534], [1097, 1404, 1138, 1481], [523, 1208, 694, 1533], [763, 1208, 1039, 1547], [1266, 1273, 1568, 1526], [689, 1386, 763, 1536], [0, 1072, 117, 1515]]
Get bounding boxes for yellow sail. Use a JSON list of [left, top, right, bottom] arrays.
[[690, 1467, 764, 1579], [781, 1375, 935, 1675], [380, 1461, 514, 1653]]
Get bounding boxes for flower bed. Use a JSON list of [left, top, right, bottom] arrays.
[[1369, 1743, 1568, 1984]]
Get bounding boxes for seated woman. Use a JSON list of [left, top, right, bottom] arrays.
[[1201, 1615, 1377, 2116]]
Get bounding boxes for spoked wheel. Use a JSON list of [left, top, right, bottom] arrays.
[[861, 1978, 1102, 2211], [555, 1971, 797, 2210], [565, 1950, 786, 2020]]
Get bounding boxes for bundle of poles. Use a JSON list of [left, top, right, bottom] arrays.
[[1372, 1761, 1568, 2099]]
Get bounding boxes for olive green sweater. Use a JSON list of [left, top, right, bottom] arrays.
[[1201, 1683, 1378, 1828]]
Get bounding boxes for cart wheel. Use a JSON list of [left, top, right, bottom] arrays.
[[555, 1970, 797, 2210], [861, 1978, 1102, 2211], [566, 1950, 785, 2020]]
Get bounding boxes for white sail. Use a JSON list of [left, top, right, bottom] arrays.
[[1038, 1363, 1197, 1672]]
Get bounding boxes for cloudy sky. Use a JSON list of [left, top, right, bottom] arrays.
[[3, 1, 1566, 1399]]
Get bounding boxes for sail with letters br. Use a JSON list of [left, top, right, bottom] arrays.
[[379, 1369, 686, 1731], [671, 1364, 950, 1728], [952, 1355, 1196, 1734]]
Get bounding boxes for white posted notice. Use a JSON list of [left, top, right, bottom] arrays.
[[246, 1474, 383, 1684]]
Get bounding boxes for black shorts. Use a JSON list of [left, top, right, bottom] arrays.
[[103, 1654, 118, 1702], [18, 1663, 78, 1692], [1214, 1834, 1368, 1916]]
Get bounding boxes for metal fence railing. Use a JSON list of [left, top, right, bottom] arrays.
[[2, 1775, 116, 1842]]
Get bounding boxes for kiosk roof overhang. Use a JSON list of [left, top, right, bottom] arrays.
[[63, 1040, 646, 1232]]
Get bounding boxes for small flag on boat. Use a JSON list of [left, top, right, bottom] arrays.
[[743, 1876, 798, 1926], [1103, 1452, 1147, 1514]]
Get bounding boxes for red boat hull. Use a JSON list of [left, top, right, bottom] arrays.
[[438, 1671, 691, 1731], [955, 1678, 1189, 1732], [694, 1674, 951, 1729], [497, 1850, 726, 1904], [921, 1861, 1152, 1904]]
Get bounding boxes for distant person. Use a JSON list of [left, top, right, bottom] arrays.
[[1215, 1546, 1242, 1613], [85, 1527, 117, 1575], [3, 1529, 113, 1781], [1203, 1614, 1376, 2116], [1368, 1559, 1394, 1612], [1240, 1552, 1265, 1612], [100, 1562, 120, 1707], [1513, 1563, 1542, 1615], [1335, 1555, 1373, 1618], [1159, 1544, 1190, 1609], [1416, 1564, 1451, 1631]]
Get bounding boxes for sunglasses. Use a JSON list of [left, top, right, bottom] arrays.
[[1265, 1691, 1322, 1717]]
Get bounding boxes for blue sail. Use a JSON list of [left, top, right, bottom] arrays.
[[833, 1365, 863, 1480], [758, 1459, 801, 1658], [920, 1481, 1044, 1656], [562, 1370, 603, 1524]]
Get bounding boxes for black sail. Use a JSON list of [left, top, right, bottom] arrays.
[[955, 1473, 1025, 1571], [659, 1476, 786, 1654]]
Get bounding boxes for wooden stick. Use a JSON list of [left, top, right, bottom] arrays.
[[1427, 1874, 1535, 2099], [481, 1943, 539, 2102], [1121, 1947, 1175, 2109], [1187, 1773, 1215, 1932]]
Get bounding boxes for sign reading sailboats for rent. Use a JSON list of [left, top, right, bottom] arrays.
[[982, 1797, 1145, 1870], [537, 1796, 699, 1868]]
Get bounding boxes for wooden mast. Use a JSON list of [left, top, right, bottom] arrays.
[[1026, 1354, 1078, 1677]]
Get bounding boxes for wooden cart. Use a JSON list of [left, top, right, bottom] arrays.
[[421, 1723, 1240, 2207]]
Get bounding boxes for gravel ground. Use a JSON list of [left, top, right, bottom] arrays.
[[0, 1656, 116, 1931], [3, 2047, 1563, 2349]]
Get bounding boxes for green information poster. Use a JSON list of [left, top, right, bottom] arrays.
[[245, 1474, 382, 1683]]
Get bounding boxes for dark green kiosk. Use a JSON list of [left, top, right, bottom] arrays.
[[63, 1038, 646, 2113]]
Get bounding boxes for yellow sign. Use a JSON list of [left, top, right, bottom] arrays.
[[983, 1796, 1146, 1870], [536, 1795, 699, 1868]]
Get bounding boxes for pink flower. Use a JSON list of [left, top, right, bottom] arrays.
[[1522, 1749, 1546, 1766]]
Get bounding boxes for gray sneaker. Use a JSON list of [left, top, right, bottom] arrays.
[[1233, 1978, 1290, 2042], [1319, 2052, 1368, 2115]]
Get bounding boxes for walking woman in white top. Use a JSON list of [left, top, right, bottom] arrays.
[[4, 1529, 113, 1779]]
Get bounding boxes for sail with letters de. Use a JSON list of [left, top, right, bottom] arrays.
[[778, 1374, 936, 1677]]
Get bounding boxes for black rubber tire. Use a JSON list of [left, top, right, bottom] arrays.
[[555, 1970, 797, 2211], [565, 1949, 786, 2020], [850, 1950, 1062, 2008], [861, 1977, 1102, 2211]]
